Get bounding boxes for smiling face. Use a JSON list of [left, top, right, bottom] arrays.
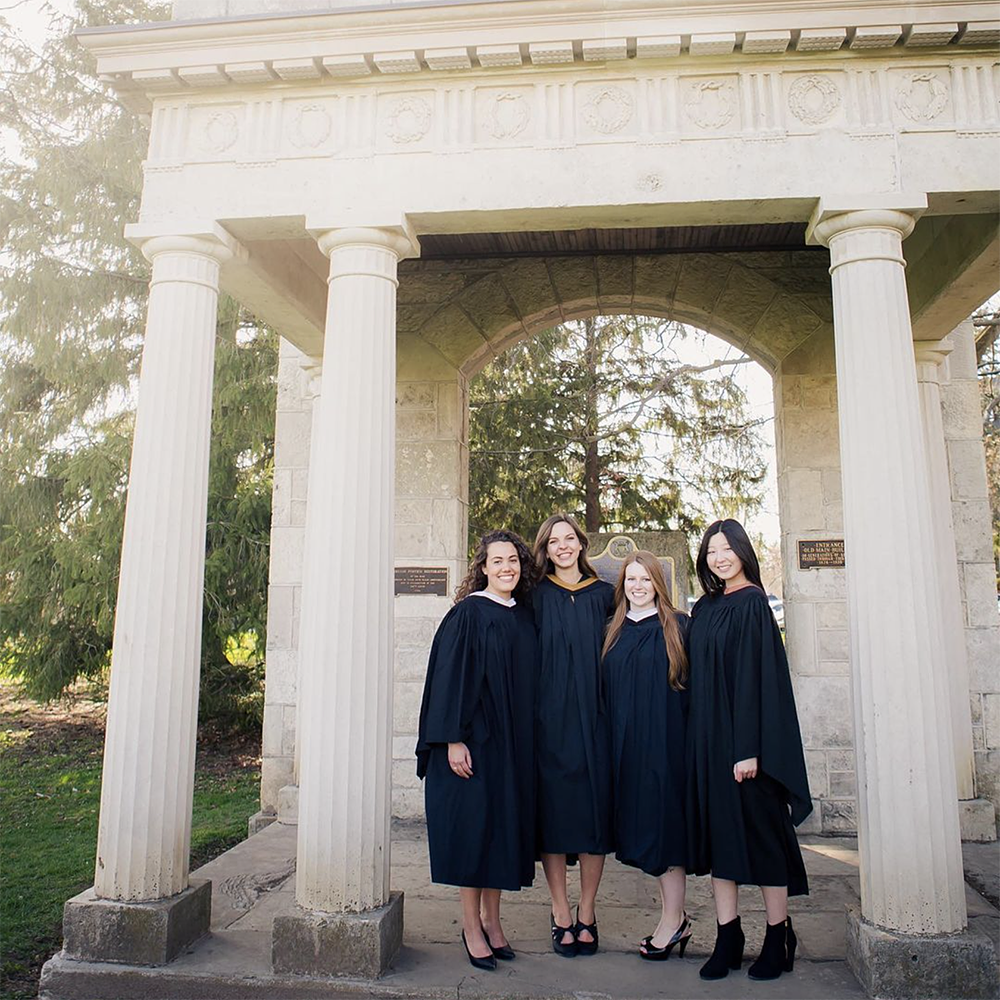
[[705, 531, 748, 589], [623, 561, 656, 612], [484, 541, 521, 597], [546, 521, 582, 573]]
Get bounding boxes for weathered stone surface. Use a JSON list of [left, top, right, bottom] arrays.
[[846, 904, 999, 999], [959, 799, 998, 843], [271, 891, 403, 978], [63, 880, 211, 966]]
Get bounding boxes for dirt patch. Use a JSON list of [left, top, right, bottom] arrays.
[[0, 679, 262, 770]]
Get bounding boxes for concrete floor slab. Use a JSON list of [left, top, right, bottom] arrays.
[[39, 825, 998, 1000]]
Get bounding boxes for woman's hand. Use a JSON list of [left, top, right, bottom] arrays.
[[734, 757, 758, 782], [448, 742, 473, 779]]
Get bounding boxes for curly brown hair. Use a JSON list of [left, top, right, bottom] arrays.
[[455, 530, 537, 603]]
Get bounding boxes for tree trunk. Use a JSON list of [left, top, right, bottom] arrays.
[[583, 317, 601, 532]]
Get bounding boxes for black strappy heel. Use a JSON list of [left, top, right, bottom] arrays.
[[574, 907, 599, 956], [551, 912, 578, 957], [640, 914, 693, 961]]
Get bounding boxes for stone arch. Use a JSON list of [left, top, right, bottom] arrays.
[[396, 250, 834, 378]]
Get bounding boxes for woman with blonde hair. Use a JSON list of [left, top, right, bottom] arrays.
[[532, 513, 614, 957], [603, 551, 691, 960], [416, 530, 538, 971]]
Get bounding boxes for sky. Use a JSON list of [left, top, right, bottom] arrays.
[[3, 0, 783, 545]]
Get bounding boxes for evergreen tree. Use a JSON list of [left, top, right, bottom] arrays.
[[0, 0, 276, 730], [469, 315, 767, 542]]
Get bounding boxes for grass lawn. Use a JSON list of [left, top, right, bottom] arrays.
[[0, 684, 260, 1000]]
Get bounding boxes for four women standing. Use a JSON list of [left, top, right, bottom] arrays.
[[417, 516, 812, 980]]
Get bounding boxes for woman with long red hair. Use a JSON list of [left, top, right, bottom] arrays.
[[603, 551, 692, 960]]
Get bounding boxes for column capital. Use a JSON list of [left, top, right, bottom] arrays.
[[806, 194, 928, 250], [312, 225, 420, 262], [914, 337, 954, 381], [124, 222, 243, 266]]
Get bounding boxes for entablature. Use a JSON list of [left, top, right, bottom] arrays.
[[77, 1, 999, 114]]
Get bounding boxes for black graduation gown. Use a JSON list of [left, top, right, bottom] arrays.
[[415, 595, 537, 890], [605, 612, 690, 877], [534, 575, 615, 856], [686, 586, 812, 896]]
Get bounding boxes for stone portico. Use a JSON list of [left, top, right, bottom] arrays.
[[62, 1, 1000, 996]]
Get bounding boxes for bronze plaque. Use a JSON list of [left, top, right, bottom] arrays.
[[395, 566, 449, 596], [589, 534, 678, 604], [797, 539, 845, 569]]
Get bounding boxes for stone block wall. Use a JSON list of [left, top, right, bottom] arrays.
[[392, 335, 469, 819], [941, 320, 1000, 828], [774, 326, 857, 835], [259, 339, 314, 819]]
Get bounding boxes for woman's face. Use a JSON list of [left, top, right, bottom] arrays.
[[706, 531, 746, 585], [546, 521, 582, 571], [484, 541, 521, 596], [624, 562, 656, 612]]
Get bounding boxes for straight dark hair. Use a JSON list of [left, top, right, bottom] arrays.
[[696, 518, 764, 597]]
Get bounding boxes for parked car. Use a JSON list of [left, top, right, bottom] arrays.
[[767, 593, 785, 630]]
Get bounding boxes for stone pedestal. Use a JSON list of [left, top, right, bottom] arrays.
[[62, 880, 211, 966], [846, 906, 998, 1000], [272, 892, 404, 979]]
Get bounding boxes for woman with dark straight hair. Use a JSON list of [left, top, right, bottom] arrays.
[[532, 513, 614, 957], [602, 551, 692, 961], [416, 530, 538, 971], [687, 519, 812, 982]]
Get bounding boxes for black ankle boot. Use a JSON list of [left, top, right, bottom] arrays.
[[698, 916, 745, 980], [748, 917, 796, 980]]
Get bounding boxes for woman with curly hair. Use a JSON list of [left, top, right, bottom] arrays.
[[416, 529, 538, 971]]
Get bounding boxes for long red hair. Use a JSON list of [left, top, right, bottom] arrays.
[[602, 550, 688, 691]]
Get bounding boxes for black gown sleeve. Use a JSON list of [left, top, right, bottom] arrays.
[[415, 601, 482, 779], [733, 607, 762, 764], [743, 592, 813, 826]]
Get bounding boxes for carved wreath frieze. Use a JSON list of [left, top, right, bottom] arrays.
[[288, 103, 332, 148], [684, 80, 735, 130], [787, 75, 841, 125], [385, 97, 432, 143], [582, 86, 634, 134], [485, 92, 530, 140], [895, 72, 949, 122], [200, 110, 239, 153]]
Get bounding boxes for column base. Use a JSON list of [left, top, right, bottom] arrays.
[[248, 810, 277, 836], [271, 891, 403, 979], [959, 799, 997, 842], [846, 905, 998, 999], [277, 783, 299, 825], [62, 879, 211, 966]]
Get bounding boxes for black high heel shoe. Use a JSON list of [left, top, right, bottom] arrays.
[[699, 916, 745, 980], [574, 907, 599, 956], [462, 930, 497, 971], [639, 913, 692, 961], [551, 912, 578, 957]]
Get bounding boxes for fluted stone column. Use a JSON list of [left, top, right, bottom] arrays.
[[809, 201, 996, 999], [271, 226, 416, 979], [916, 339, 995, 842], [914, 339, 977, 804], [62, 231, 233, 966]]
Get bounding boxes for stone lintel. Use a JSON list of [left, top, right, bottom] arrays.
[[846, 905, 999, 1000], [271, 891, 403, 979], [62, 879, 211, 966], [959, 799, 998, 843]]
